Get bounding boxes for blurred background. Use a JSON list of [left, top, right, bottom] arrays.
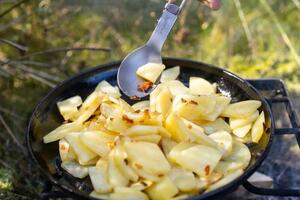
[[0, 0, 299, 199]]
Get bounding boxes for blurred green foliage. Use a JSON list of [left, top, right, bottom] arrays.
[[0, 0, 299, 199]]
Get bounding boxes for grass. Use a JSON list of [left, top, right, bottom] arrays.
[[0, 0, 299, 198]]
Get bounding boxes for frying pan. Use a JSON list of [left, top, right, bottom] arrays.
[[26, 58, 299, 199]]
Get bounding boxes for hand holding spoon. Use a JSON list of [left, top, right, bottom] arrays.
[[117, 0, 187, 98]]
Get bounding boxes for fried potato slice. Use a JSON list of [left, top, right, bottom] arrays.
[[112, 145, 139, 182], [160, 66, 180, 83], [160, 80, 189, 96], [124, 141, 171, 177], [165, 113, 189, 142], [61, 161, 89, 179], [189, 77, 216, 95], [229, 110, 259, 129], [209, 131, 233, 158], [57, 95, 82, 120], [130, 180, 153, 191], [124, 125, 171, 138], [221, 100, 261, 118], [206, 169, 243, 192], [204, 95, 231, 121], [43, 122, 84, 143], [108, 150, 129, 187], [146, 176, 178, 200], [161, 138, 178, 155], [169, 143, 222, 177], [79, 131, 115, 158], [89, 191, 110, 200], [155, 87, 172, 118], [173, 94, 216, 121], [95, 80, 121, 98], [131, 134, 162, 144], [202, 118, 231, 135], [76, 91, 101, 123], [214, 161, 244, 175], [169, 167, 196, 192], [232, 124, 252, 138], [251, 111, 265, 143], [110, 187, 149, 200], [226, 140, 251, 169], [132, 101, 150, 111], [136, 63, 166, 83], [89, 160, 112, 194], [182, 119, 218, 148], [59, 139, 76, 162], [65, 132, 98, 164]]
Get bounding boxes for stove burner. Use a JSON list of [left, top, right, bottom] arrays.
[[39, 78, 300, 200]]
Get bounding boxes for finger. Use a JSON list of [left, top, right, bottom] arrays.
[[202, 0, 221, 10]]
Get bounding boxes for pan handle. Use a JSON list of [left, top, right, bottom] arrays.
[[267, 97, 300, 141], [243, 97, 300, 196]]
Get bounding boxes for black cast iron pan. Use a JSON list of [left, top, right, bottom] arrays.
[[27, 58, 275, 200]]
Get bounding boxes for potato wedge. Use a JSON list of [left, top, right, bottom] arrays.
[[65, 132, 98, 164], [189, 77, 216, 95], [136, 63, 166, 83], [208, 131, 233, 158], [229, 110, 259, 129], [221, 100, 261, 118], [251, 111, 265, 143], [202, 118, 231, 135], [169, 167, 196, 192], [160, 66, 180, 83], [124, 141, 171, 176], [146, 176, 178, 200], [43, 122, 84, 143], [89, 161, 112, 193], [61, 161, 89, 179], [232, 124, 252, 138]]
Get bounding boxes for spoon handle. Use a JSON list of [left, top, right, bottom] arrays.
[[147, 1, 186, 52]]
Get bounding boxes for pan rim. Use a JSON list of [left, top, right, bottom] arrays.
[[26, 57, 274, 200]]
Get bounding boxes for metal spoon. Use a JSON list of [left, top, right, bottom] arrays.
[[117, 0, 187, 98]]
